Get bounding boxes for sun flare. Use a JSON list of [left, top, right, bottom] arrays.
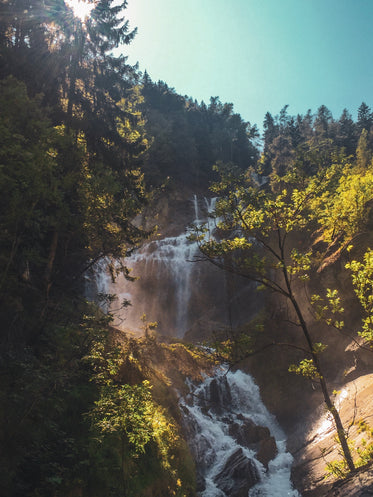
[[66, 0, 94, 21]]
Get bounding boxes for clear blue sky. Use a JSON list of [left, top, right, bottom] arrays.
[[122, 0, 373, 129]]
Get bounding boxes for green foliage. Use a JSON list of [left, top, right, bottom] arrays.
[[325, 458, 350, 479], [313, 342, 328, 354], [258, 104, 372, 181], [3, 0, 373, 491], [193, 156, 373, 473], [356, 419, 373, 435], [195, 164, 336, 292], [0, 3, 200, 496], [289, 359, 321, 379], [288, 248, 311, 278], [325, 420, 373, 479], [346, 248, 373, 344], [356, 129, 372, 170], [311, 289, 345, 329], [85, 331, 198, 497], [0, 299, 197, 497], [312, 164, 373, 246], [210, 332, 254, 365], [91, 379, 162, 454]]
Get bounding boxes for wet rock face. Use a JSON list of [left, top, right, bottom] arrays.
[[209, 376, 232, 410], [326, 465, 373, 496], [256, 436, 278, 469], [228, 415, 278, 469], [229, 415, 270, 445], [214, 448, 260, 497], [196, 473, 206, 494], [291, 375, 373, 496], [304, 464, 373, 497]]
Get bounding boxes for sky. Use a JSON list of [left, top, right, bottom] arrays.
[[120, 0, 373, 130]]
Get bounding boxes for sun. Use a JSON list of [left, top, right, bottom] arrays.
[[66, 0, 94, 22]]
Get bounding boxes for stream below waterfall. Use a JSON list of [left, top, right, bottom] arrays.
[[181, 367, 300, 497]]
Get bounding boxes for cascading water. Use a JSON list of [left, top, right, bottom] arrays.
[[91, 195, 261, 337], [181, 367, 300, 497], [97, 195, 231, 337], [126, 231, 201, 336]]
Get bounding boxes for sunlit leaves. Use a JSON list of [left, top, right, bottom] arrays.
[[311, 289, 344, 329], [196, 164, 324, 290], [310, 162, 373, 247], [116, 87, 149, 154], [313, 342, 328, 354], [86, 328, 183, 475], [289, 359, 320, 379], [91, 381, 155, 453], [211, 333, 254, 365], [288, 249, 311, 278], [326, 289, 344, 315], [346, 248, 373, 344]]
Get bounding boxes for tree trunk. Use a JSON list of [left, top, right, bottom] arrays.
[[290, 294, 355, 472], [45, 230, 59, 301], [121, 435, 127, 496], [67, 22, 83, 129], [279, 250, 355, 472]]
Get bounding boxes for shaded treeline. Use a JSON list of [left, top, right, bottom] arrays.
[[259, 103, 373, 177]]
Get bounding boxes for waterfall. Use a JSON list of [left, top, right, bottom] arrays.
[[193, 194, 201, 224], [181, 367, 300, 497], [91, 233, 199, 336], [91, 195, 260, 338], [130, 232, 201, 336], [93, 196, 237, 337], [204, 196, 218, 238]]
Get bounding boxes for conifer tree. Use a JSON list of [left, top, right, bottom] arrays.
[[357, 102, 373, 134]]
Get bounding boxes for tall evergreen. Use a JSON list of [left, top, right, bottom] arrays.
[[357, 101, 373, 134]]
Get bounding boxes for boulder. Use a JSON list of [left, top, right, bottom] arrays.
[[209, 376, 232, 410], [256, 436, 278, 469], [228, 416, 278, 469], [214, 448, 260, 497], [229, 416, 271, 446]]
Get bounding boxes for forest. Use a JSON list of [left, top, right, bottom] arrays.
[[1, 0, 373, 496]]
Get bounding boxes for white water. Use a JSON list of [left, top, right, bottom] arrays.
[[133, 232, 200, 336], [181, 367, 300, 497], [94, 196, 223, 336]]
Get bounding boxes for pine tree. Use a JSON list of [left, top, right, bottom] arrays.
[[357, 102, 373, 134]]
